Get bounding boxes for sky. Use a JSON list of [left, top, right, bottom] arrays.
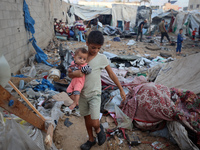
[[68, 0, 189, 8]]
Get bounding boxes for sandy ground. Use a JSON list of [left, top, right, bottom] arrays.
[[51, 33, 200, 150], [53, 115, 180, 150]]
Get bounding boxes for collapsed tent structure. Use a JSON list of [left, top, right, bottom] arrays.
[[155, 53, 200, 95]]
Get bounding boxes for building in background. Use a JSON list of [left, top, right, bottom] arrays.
[[188, 0, 200, 11], [78, 0, 141, 8], [163, 2, 179, 11]]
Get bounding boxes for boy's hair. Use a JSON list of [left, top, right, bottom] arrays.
[[87, 31, 104, 45], [179, 28, 183, 31], [75, 47, 88, 56]]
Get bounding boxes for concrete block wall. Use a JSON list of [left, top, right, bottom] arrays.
[[0, 0, 70, 73]]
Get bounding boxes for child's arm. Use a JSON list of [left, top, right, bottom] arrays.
[[105, 65, 126, 102]]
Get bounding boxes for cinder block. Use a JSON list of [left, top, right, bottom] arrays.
[[0, 20, 8, 29], [5, 28, 12, 36], [0, 2, 7, 11], [16, 47, 22, 56], [3, 10, 10, 19], [0, 29, 6, 38], [3, 36, 10, 47], [7, 19, 14, 27], [9, 35, 16, 43], [0, 11, 3, 19]]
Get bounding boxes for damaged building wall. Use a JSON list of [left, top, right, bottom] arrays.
[[0, 0, 70, 73]]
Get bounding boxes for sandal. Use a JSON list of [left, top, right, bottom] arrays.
[[80, 139, 96, 150], [97, 124, 106, 145]]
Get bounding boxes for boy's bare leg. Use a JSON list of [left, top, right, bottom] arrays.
[[84, 115, 100, 142], [69, 95, 79, 110]]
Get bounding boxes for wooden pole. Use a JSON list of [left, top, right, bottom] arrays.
[[8, 80, 46, 121]]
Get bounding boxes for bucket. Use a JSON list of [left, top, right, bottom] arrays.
[[48, 68, 61, 81]]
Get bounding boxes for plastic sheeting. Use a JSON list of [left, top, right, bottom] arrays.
[[0, 117, 41, 150], [0, 55, 11, 88], [167, 121, 199, 150], [69, 4, 111, 21], [172, 11, 200, 36], [112, 4, 138, 28], [155, 53, 200, 94], [23, 0, 53, 67]]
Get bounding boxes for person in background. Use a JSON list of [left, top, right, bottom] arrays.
[[165, 22, 169, 32], [176, 28, 183, 55], [192, 28, 197, 40], [136, 19, 147, 42], [199, 26, 200, 41], [159, 19, 171, 46]]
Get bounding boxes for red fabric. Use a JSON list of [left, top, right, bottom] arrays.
[[192, 30, 197, 36], [120, 76, 175, 129]]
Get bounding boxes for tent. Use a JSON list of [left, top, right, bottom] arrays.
[[173, 11, 200, 36], [111, 4, 138, 29], [152, 9, 178, 25], [67, 4, 139, 31], [155, 53, 200, 95], [66, 4, 111, 25]]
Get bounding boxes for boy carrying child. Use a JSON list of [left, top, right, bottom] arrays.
[[68, 31, 126, 150]]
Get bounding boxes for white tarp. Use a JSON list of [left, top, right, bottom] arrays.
[[172, 11, 200, 36], [69, 4, 111, 21], [155, 53, 200, 94], [172, 12, 188, 35], [111, 4, 138, 28]]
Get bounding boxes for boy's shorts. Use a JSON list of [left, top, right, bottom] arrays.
[[79, 94, 101, 120]]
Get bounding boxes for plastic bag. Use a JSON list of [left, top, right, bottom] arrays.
[[115, 105, 133, 130], [0, 117, 41, 150]]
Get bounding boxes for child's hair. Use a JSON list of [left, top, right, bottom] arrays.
[[179, 28, 183, 31], [87, 31, 104, 45], [75, 47, 88, 56]]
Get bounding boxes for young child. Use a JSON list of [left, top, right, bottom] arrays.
[[68, 31, 126, 150], [67, 48, 91, 110], [176, 28, 183, 55], [192, 28, 197, 40]]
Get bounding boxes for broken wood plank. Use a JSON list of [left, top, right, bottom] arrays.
[[0, 85, 45, 131], [8, 80, 46, 121], [45, 124, 54, 147]]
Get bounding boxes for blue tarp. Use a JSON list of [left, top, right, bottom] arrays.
[[23, 0, 53, 67], [33, 78, 56, 91]]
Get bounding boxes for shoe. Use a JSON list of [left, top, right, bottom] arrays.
[[97, 124, 106, 145], [80, 139, 96, 150]]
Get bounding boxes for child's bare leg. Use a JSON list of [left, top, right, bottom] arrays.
[[84, 115, 96, 142], [69, 94, 80, 110]]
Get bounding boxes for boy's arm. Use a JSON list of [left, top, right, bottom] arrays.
[[68, 69, 84, 78], [105, 65, 126, 102]]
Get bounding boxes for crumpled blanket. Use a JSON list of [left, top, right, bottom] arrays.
[[170, 88, 200, 146], [120, 76, 175, 129]]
